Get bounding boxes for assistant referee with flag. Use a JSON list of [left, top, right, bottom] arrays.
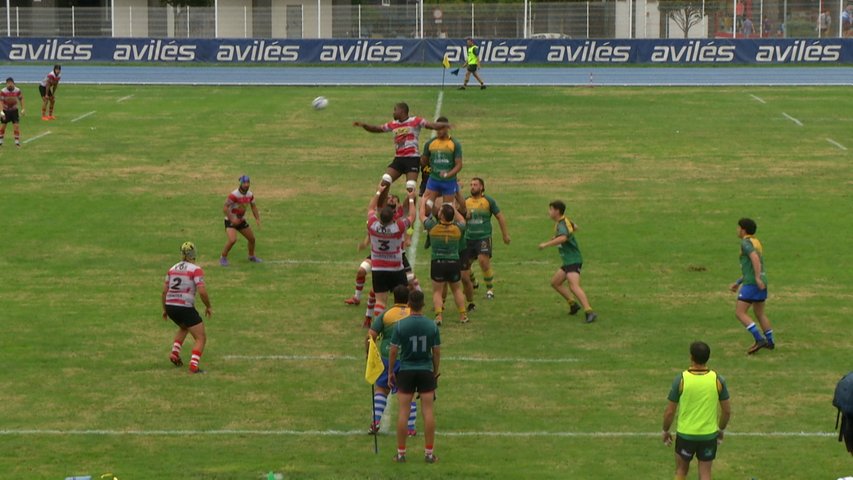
[[459, 37, 486, 90]]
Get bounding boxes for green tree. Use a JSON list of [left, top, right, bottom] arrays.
[[658, 0, 724, 38]]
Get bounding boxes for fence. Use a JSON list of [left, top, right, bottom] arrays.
[[0, 1, 850, 40]]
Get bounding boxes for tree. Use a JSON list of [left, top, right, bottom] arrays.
[[658, 0, 724, 38]]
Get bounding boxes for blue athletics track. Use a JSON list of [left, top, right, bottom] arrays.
[[2, 64, 852, 86]]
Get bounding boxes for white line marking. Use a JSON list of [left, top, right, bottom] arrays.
[[749, 94, 766, 104], [22, 131, 52, 144], [826, 138, 848, 151], [0, 429, 834, 438], [266, 259, 352, 266], [70, 111, 96, 123], [223, 354, 579, 363], [265, 258, 551, 266], [782, 112, 803, 126], [117, 95, 134, 103]]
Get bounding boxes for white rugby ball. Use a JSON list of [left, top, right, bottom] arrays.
[[312, 96, 329, 110]]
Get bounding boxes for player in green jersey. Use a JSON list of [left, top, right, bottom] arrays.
[[367, 285, 418, 436], [539, 200, 597, 323], [388, 290, 441, 464], [422, 202, 468, 325], [662, 341, 731, 480], [461, 177, 510, 306], [729, 218, 775, 354]]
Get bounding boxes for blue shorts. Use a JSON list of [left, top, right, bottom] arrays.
[[738, 284, 768, 303], [375, 357, 400, 391], [425, 177, 458, 196]]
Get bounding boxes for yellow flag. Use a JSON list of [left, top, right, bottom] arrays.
[[365, 336, 384, 384], [442, 54, 451, 69]]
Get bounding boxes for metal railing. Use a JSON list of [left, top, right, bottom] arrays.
[[0, 1, 850, 39]]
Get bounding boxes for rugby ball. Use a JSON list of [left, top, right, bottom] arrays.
[[312, 96, 329, 110]]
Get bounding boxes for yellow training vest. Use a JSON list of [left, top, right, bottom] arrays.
[[467, 45, 479, 66], [677, 370, 720, 436]]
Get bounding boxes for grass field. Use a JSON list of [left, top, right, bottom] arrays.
[[1, 83, 851, 479]]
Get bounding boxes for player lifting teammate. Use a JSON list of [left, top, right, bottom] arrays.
[[421, 201, 468, 325], [366, 182, 417, 321], [353, 102, 449, 191]]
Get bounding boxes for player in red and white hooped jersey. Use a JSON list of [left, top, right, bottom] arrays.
[[366, 182, 417, 320], [220, 175, 263, 266], [345, 194, 423, 327], [0, 77, 25, 148], [353, 102, 451, 190], [39, 64, 61, 121], [162, 242, 213, 374]]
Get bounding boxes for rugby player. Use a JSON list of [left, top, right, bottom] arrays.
[[367, 285, 419, 436], [39, 64, 60, 121], [353, 102, 449, 190], [162, 242, 212, 374], [220, 175, 262, 266], [0, 77, 24, 148]]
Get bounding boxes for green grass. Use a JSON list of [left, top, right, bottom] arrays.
[[1, 84, 851, 479]]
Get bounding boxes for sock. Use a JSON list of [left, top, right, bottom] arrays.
[[584, 308, 594, 313], [373, 393, 387, 423], [458, 306, 467, 317], [425, 445, 434, 456], [764, 329, 775, 344], [365, 290, 376, 318], [171, 340, 183, 357], [373, 302, 385, 319], [189, 349, 202, 371], [42, 106, 46, 116], [408, 401, 417, 430], [567, 299, 577, 307], [410, 276, 422, 292], [354, 272, 366, 300], [0, 134, 4, 145], [746, 323, 763, 342], [49, 105, 54, 116], [484, 268, 494, 289], [397, 447, 406, 456], [470, 271, 478, 285]]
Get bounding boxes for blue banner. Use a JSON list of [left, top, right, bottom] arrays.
[[1, 37, 851, 64]]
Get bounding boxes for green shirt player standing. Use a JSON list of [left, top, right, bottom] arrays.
[[388, 291, 441, 464], [459, 37, 486, 90], [662, 341, 731, 480], [367, 285, 418, 436], [729, 217, 775, 355], [538, 200, 596, 323], [462, 177, 511, 306]]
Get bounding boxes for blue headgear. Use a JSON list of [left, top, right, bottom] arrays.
[[239, 175, 250, 183]]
